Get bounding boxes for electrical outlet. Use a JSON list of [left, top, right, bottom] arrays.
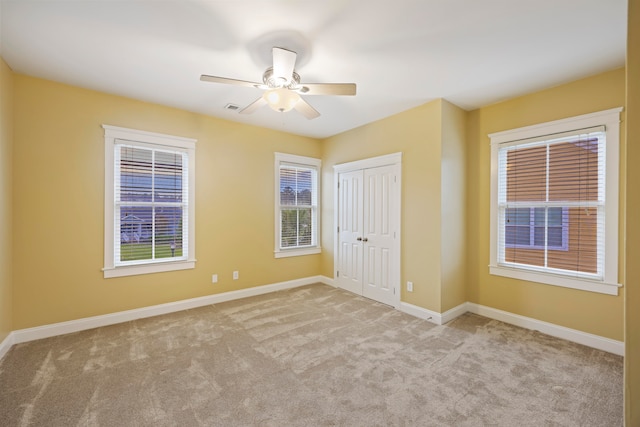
[[233, 271, 239, 280], [407, 281, 413, 292], [212, 274, 218, 284]]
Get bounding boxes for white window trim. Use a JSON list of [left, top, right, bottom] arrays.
[[274, 152, 321, 258], [102, 125, 196, 278], [489, 107, 623, 296]]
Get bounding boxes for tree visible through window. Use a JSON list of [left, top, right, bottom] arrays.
[[275, 153, 320, 257], [280, 166, 313, 247]]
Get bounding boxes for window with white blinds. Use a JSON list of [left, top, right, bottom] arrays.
[[275, 153, 321, 258], [489, 108, 622, 295], [115, 144, 187, 264], [103, 125, 196, 278]]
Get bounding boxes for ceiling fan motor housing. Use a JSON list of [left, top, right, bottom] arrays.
[[262, 67, 301, 89]]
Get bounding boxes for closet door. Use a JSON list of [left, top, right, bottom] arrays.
[[336, 170, 364, 296], [361, 165, 397, 306], [336, 162, 399, 307]]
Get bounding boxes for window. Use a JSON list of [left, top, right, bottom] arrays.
[[274, 153, 321, 258], [489, 108, 622, 295], [103, 125, 196, 278], [505, 207, 568, 251]]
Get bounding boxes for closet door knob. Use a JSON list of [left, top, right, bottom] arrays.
[[357, 237, 362, 241], [362, 237, 368, 242]]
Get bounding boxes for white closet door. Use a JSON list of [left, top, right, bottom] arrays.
[[336, 163, 399, 307], [362, 165, 397, 306], [336, 170, 364, 296]]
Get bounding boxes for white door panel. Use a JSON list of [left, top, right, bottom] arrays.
[[337, 170, 363, 295], [362, 165, 397, 306]]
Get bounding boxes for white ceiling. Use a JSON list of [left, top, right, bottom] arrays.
[[0, 0, 627, 139]]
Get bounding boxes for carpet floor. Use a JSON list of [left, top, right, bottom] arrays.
[[0, 283, 623, 426]]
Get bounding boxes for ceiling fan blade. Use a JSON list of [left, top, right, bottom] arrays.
[[272, 47, 297, 83], [294, 98, 321, 120], [296, 83, 357, 96], [200, 75, 261, 89], [239, 97, 268, 114]]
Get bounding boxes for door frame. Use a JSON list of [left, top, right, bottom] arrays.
[[333, 152, 402, 308]]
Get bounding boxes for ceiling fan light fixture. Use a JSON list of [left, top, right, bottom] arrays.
[[263, 88, 300, 112]]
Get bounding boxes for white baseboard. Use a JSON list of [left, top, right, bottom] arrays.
[[0, 332, 14, 361], [441, 302, 469, 324], [398, 301, 468, 326], [320, 275, 336, 287], [2, 276, 623, 359], [399, 302, 443, 325], [466, 303, 624, 356], [398, 300, 623, 355], [11, 276, 327, 346]]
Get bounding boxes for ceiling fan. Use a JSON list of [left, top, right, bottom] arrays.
[[200, 47, 356, 119]]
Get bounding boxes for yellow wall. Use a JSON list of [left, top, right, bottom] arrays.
[[440, 100, 467, 312], [3, 50, 630, 373], [0, 57, 14, 341], [625, 0, 640, 423], [466, 68, 626, 341], [321, 99, 467, 313], [11, 74, 322, 329]]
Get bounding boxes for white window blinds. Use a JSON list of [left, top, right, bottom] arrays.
[[274, 153, 321, 257], [114, 141, 189, 265], [497, 128, 605, 279], [279, 163, 317, 248]]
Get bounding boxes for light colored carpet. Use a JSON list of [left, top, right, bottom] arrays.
[[0, 284, 623, 426]]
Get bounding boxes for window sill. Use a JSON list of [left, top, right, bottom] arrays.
[[274, 247, 321, 259], [489, 265, 620, 295], [103, 259, 196, 278]]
